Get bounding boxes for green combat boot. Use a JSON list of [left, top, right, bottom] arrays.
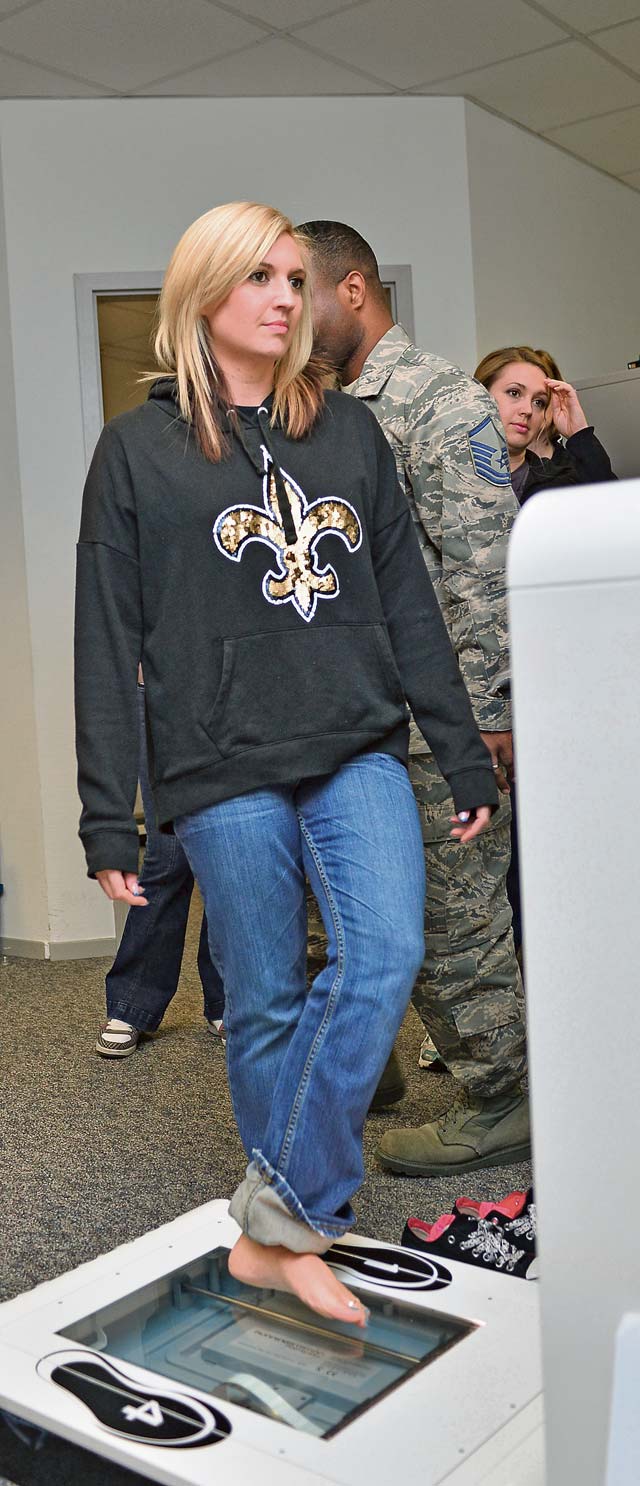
[[369, 1047, 407, 1112], [375, 1087, 530, 1175]]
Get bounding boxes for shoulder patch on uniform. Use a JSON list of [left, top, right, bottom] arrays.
[[468, 415, 511, 486]]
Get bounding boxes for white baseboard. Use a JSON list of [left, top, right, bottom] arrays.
[[1, 936, 116, 961]]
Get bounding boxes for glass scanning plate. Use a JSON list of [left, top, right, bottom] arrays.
[[60, 1247, 473, 1438]]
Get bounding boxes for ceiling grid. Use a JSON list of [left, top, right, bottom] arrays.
[[0, 0, 636, 190]]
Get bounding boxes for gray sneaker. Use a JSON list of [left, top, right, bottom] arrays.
[[96, 1019, 140, 1058]]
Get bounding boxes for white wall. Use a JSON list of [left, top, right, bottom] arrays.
[[0, 140, 49, 955], [465, 100, 640, 382], [3, 94, 639, 954], [0, 96, 476, 952]]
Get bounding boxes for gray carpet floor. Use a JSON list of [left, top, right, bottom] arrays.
[[1, 891, 531, 1305]]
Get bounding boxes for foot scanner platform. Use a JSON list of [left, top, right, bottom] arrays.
[[0, 1200, 543, 1485]]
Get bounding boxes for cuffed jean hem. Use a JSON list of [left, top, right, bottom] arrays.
[[105, 997, 165, 1033], [106, 994, 221, 1032], [229, 1152, 353, 1253]]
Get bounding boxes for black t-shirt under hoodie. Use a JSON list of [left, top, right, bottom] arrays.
[[74, 381, 497, 877]]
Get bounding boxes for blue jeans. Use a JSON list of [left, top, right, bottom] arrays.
[[106, 685, 225, 1030], [175, 753, 425, 1252]]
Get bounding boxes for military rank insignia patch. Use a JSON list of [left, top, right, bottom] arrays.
[[468, 415, 512, 487]]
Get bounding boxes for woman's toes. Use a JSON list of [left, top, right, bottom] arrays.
[[227, 1240, 369, 1326], [286, 1255, 369, 1325]]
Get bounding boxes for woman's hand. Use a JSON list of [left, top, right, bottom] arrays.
[[449, 806, 492, 843], [545, 379, 588, 440], [96, 870, 148, 906]]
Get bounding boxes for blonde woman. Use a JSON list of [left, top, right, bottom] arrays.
[[75, 202, 497, 1322]]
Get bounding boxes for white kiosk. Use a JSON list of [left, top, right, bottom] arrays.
[[508, 481, 640, 1486], [0, 1205, 543, 1485]]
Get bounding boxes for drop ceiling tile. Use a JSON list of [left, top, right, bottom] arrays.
[[0, 0, 264, 90], [545, 103, 640, 174], [539, 0, 640, 31], [416, 40, 640, 130], [295, 0, 565, 89], [136, 35, 387, 94], [221, 0, 359, 29], [0, 47, 113, 93], [594, 17, 640, 69], [0, 0, 45, 13]]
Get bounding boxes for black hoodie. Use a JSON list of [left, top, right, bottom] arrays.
[[75, 382, 497, 876]]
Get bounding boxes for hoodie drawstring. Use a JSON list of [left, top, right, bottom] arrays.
[[229, 405, 297, 547]]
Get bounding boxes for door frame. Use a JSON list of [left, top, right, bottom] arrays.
[[74, 264, 415, 468]]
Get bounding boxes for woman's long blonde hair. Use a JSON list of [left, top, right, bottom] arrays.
[[153, 202, 324, 461]]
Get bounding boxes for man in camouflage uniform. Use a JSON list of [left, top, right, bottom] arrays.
[[299, 219, 529, 1176]]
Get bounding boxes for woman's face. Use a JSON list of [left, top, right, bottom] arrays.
[[489, 362, 550, 455], [205, 231, 306, 368]]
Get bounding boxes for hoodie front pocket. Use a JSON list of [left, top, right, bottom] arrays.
[[207, 638, 235, 733], [373, 624, 406, 706], [203, 624, 407, 759]]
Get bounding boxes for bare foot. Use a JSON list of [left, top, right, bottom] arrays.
[[228, 1235, 369, 1327]]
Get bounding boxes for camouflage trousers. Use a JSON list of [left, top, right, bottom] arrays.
[[306, 887, 328, 987], [304, 753, 526, 1098], [409, 753, 526, 1098]]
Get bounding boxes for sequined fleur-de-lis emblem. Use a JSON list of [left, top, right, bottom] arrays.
[[213, 453, 362, 622]]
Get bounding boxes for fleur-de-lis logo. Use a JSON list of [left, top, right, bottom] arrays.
[[213, 451, 362, 622]]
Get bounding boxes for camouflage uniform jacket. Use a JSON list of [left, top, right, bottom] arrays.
[[345, 324, 519, 740]]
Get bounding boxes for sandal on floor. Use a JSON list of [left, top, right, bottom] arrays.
[[96, 1019, 140, 1058]]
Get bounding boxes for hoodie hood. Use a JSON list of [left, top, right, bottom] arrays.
[[147, 379, 294, 540], [147, 377, 275, 423], [147, 376, 182, 418]]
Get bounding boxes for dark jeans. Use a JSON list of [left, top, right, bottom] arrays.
[[105, 685, 225, 1031]]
